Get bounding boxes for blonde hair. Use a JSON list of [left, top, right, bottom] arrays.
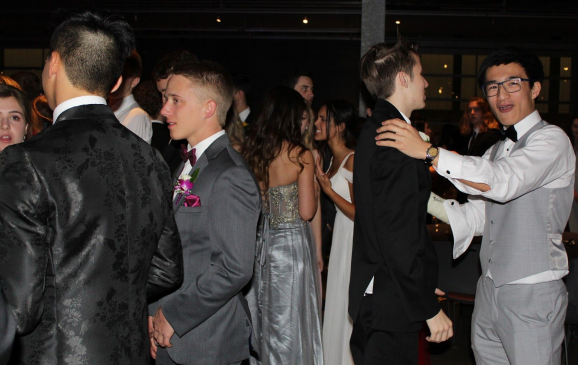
[[301, 105, 317, 150]]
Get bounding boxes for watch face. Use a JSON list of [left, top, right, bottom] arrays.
[[427, 147, 438, 160]]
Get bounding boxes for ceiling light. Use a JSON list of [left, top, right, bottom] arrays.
[[395, 20, 401, 25], [444, 64, 448, 69], [564, 67, 569, 71], [303, 17, 309, 24], [438, 88, 443, 94], [216, 16, 221, 23]]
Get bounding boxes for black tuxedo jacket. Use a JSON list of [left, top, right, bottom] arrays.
[[349, 99, 440, 332], [0, 104, 183, 364], [467, 128, 501, 157]]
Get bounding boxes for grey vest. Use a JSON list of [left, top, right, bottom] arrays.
[[480, 120, 572, 287]]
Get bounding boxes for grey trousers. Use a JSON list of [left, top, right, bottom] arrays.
[[471, 276, 567, 365]]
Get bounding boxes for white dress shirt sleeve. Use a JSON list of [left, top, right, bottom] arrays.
[[443, 196, 486, 259], [436, 125, 575, 203]]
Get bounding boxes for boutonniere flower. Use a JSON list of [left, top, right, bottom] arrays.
[[174, 168, 201, 207]]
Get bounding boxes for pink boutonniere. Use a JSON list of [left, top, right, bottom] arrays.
[[174, 168, 201, 207]]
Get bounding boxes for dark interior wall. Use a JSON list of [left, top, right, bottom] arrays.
[[137, 37, 362, 112]]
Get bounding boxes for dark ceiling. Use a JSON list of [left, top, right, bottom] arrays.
[[3, 1, 578, 53]]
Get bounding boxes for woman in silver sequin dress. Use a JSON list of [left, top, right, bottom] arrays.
[[243, 86, 324, 365]]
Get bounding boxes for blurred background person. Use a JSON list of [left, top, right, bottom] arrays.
[[458, 97, 501, 156], [108, 49, 152, 144], [282, 69, 315, 106], [0, 85, 31, 153], [314, 100, 357, 365], [133, 79, 167, 152], [224, 106, 245, 152], [233, 74, 254, 127], [244, 86, 323, 365]]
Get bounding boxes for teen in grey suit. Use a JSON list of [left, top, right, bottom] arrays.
[[377, 48, 574, 365], [149, 61, 261, 365]]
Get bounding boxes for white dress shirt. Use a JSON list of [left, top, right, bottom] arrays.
[[53, 95, 107, 123], [365, 111, 412, 295], [174, 130, 227, 199], [440, 110, 575, 284], [238, 107, 250, 123], [112, 94, 152, 144]]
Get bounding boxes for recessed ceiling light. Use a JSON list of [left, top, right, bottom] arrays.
[[303, 17, 309, 24], [395, 20, 401, 25]]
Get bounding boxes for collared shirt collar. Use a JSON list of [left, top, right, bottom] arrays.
[[508, 110, 540, 140], [238, 107, 250, 122], [113, 94, 137, 114], [53, 95, 107, 123], [187, 130, 226, 160], [399, 111, 411, 125]]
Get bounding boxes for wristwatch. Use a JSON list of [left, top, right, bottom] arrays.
[[425, 145, 439, 162]]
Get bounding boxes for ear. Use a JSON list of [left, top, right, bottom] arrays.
[[398, 72, 409, 89], [204, 100, 218, 119], [110, 76, 123, 94], [530, 81, 541, 100], [130, 76, 141, 89], [47, 51, 60, 78], [336, 122, 346, 134]]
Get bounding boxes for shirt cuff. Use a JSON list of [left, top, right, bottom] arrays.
[[444, 199, 474, 259], [435, 149, 487, 195]]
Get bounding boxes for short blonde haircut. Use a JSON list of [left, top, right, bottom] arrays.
[[172, 60, 233, 126]]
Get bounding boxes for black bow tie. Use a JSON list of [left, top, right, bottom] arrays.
[[500, 126, 518, 142], [180, 145, 197, 165]]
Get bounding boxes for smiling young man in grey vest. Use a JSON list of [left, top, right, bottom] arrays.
[[375, 48, 575, 364]]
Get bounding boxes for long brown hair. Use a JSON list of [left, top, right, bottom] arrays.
[[459, 97, 499, 136], [243, 86, 308, 192]]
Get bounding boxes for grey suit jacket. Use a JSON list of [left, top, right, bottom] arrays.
[[149, 134, 261, 365]]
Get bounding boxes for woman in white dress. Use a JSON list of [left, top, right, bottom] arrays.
[[314, 100, 357, 365]]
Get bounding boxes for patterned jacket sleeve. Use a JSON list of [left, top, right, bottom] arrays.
[[0, 146, 50, 335]]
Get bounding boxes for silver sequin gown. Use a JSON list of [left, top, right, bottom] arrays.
[[246, 182, 324, 365]]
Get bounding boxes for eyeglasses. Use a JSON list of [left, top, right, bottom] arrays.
[[481, 78, 531, 97]]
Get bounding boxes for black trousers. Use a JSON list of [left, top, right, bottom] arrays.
[[350, 295, 418, 365]]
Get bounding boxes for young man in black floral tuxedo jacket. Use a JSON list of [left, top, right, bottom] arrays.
[[148, 61, 261, 365], [0, 9, 183, 364]]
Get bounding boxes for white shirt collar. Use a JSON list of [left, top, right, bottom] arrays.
[[53, 95, 107, 123], [188, 130, 226, 160], [509, 110, 541, 140], [112, 94, 138, 114], [238, 107, 250, 122], [399, 111, 411, 125]]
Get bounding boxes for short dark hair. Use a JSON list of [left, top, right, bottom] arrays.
[[133, 80, 162, 119], [233, 75, 252, 97], [360, 41, 418, 100], [123, 49, 143, 79], [49, 9, 135, 96], [477, 48, 544, 89], [282, 69, 313, 89], [151, 50, 199, 81], [0, 84, 33, 139], [172, 61, 234, 126]]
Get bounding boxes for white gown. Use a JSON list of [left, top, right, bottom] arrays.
[[322, 152, 355, 365]]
